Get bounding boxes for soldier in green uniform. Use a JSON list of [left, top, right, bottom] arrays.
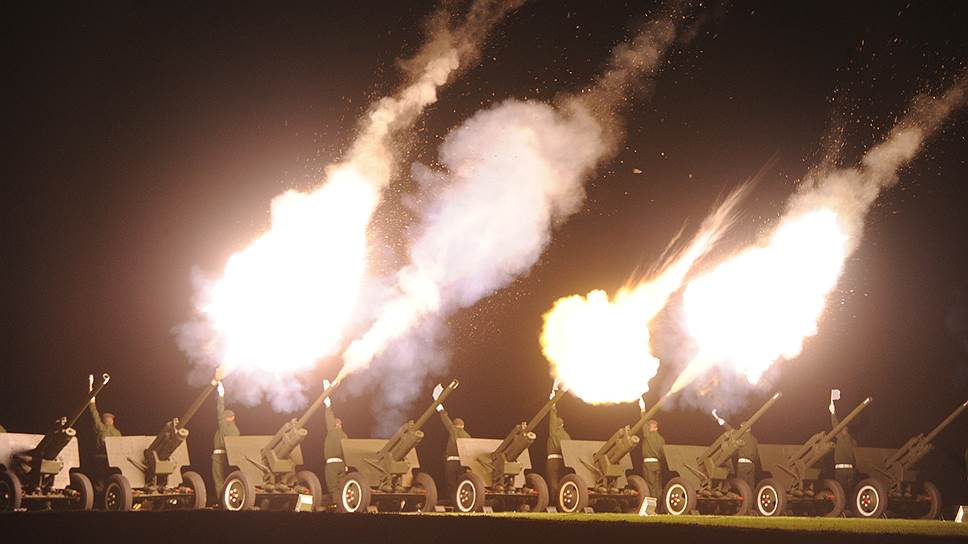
[[735, 430, 759, 488], [322, 379, 347, 496], [88, 387, 121, 493], [437, 397, 470, 499], [212, 380, 240, 497], [546, 381, 570, 498], [639, 398, 665, 497], [830, 390, 857, 493]]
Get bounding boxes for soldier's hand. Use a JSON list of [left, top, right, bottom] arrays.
[[550, 378, 561, 399], [88, 374, 94, 393], [217, 381, 225, 397], [638, 398, 646, 412], [436, 402, 445, 413], [829, 402, 835, 415], [323, 379, 332, 407]]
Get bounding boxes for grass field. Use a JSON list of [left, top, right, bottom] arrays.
[[484, 512, 968, 538]]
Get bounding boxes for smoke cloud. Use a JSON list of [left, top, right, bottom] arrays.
[[174, 0, 524, 412], [342, 4, 700, 429], [670, 73, 968, 412]]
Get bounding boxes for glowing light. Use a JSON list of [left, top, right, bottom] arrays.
[[674, 208, 849, 391], [200, 165, 378, 376]]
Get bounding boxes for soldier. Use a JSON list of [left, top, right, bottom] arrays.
[[735, 429, 759, 488], [212, 380, 240, 496], [322, 379, 346, 496], [437, 397, 470, 499], [88, 381, 121, 493], [830, 389, 857, 493], [546, 380, 569, 498], [640, 398, 665, 497]]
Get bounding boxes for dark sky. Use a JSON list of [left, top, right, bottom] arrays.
[[3, 1, 967, 502]]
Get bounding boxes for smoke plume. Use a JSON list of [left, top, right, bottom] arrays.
[[174, 0, 524, 412], [342, 3, 700, 430], [671, 74, 968, 409]]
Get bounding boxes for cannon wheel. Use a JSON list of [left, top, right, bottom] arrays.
[[181, 471, 207, 510], [221, 470, 256, 511], [727, 477, 752, 515], [557, 473, 588, 513], [817, 479, 845, 518], [525, 473, 549, 512], [104, 473, 133, 512], [410, 471, 437, 512], [337, 471, 371, 513], [68, 472, 94, 511], [754, 478, 786, 517], [853, 478, 887, 518], [663, 477, 697, 516], [919, 481, 941, 520], [624, 475, 649, 513], [0, 470, 23, 511], [295, 470, 322, 510], [454, 472, 486, 513]]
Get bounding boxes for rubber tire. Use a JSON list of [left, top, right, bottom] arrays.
[[557, 473, 589, 513], [663, 477, 697, 516], [525, 472, 549, 512], [181, 471, 207, 510], [625, 475, 650, 513], [727, 477, 753, 516], [0, 470, 23, 511], [221, 470, 256, 511], [69, 472, 94, 511], [853, 478, 888, 518], [336, 471, 371, 513], [754, 478, 787, 517], [295, 470, 323, 511], [104, 473, 133, 512], [454, 472, 486, 513], [411, 471, 438, 512], [818, 478, 846, 518], [919, 481, 941, 520]]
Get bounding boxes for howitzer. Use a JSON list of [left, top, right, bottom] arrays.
[[590, 393, 669, 482], [487, 386, 569, 482], [694, 392, 782, 480], [850, 399, 967, 520], [143, 378, 220, 482], [754, 397, 872, 517], [880, 399, 967, 481], [259, 378, 341, 475], [29, 374, 110, 480], [370, 380, 459, 482], [662, 392, 781, 516]]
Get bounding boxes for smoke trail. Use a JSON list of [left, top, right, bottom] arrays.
[[174, 0, 524, 412], [671, 74, 968, 401], [341, 3, 702, 429]]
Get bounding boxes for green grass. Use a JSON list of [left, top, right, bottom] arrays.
[[449, 513, 968, 537]]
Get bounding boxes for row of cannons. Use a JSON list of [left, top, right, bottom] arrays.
[[1, 374, 965, 519]]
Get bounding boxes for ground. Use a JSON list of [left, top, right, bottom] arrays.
[[3, 511, 966, 543]]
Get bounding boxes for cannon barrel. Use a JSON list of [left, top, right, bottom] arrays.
[[146, 376, 221, 461], [823, 397, 871, 443], [493, 386, 569, 459], [737, 392, 782, 437], [701, 392, 781, 469], [629, 393, 671, 437], [885, 398, 968, 470], [176, 380, 219, 430], [412, 380, 460, 431], [35, 374, 111, 461], [595, 392, 670, 464], [261, 379, 342, 462]]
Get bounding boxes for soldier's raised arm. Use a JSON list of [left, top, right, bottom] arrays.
[[89, 398, 107, 434], [439, 408, 457, 437], [216, 381, 232, 434]]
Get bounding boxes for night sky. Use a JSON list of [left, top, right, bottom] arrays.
[[3, 1, 967, 503]]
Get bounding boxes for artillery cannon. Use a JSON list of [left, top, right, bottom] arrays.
[[102, 375, 219, 511], [219, 380, 338, 511], [852, 399, 967, 519], [662, 392, 782, 515], [0, 374, 109, 511], [450, 387, 567, 512], [554, 395, 668, 513], [755, 397, 872, 517], [327, 380, 459, 513]]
